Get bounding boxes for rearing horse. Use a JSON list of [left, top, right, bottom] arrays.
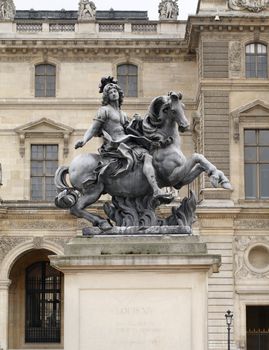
[[55, 92, 231, 229]]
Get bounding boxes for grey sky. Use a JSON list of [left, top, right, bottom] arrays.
[[14, 0, 198, 20]]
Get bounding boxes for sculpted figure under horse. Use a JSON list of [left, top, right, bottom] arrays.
[[55, 78, 231, 229]]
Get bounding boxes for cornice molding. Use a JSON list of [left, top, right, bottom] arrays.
[[15, 117, 73, 157], [186, 15, 269, 51], [0, 38, 189, 56]]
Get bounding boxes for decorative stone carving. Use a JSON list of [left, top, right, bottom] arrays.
[[231, 100, 269, 142], [78, 0, 96, 21], [228, 0, 269, 12], [229, 41, 241, 77], [0, 0, 16, 20], [234, 236, 269, 279], [15, 118, 73, 158], [159, 0, 179, 20], [0, 237, 30, 263], [32, 237, 43, 249]]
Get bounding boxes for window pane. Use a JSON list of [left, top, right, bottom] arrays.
[[31, 177, 43, 200], [46, 65, 56, 75], [45, 161, 58, 176], [128, 76, 138, 97], [35, 76, 45, 90], [117, 64, 127, 75], [128, 64, 138, 75], [245, 147, 257, 162], [260, 164, 269, 199], [35, 64, 45, 75], [245, 164, 257, 199], [246, 44, 255, 54], [259, 130, 269, 145], [46, 145, 58, 160], [31, 161, 43, 176], [46, 76, 56, 89], [257, 44, 267, 54], [260, 147, 269, 162], [31, 145, 44, 160], [117, 77, 127, 95], [46, 89, 56, 97], [45, 177, 57, 201], [245, 130, 256, 145]]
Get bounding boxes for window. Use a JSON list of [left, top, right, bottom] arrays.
[[25, 261, 62, 343], [35, 64, 56, 97], [244, 129, 269, 199], [246, 43, 268, 78], [117, 64, 138, 97], [247, 305, 269, 350], [31, 144, 58, 201]]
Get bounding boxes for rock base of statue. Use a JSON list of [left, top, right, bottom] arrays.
[[50, 234, 221, 350]]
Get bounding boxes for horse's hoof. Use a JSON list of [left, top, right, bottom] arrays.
[[154, 193, 174, 205], [99, 220, 113, 231], [221, 181, 233, 190]]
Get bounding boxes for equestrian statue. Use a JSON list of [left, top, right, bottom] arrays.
[[54, 77, 232, 234]]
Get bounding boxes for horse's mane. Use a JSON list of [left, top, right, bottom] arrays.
[[142, 95, 170, 144]]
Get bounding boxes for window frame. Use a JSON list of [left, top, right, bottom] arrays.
[[231, 100, 269, 204], [245, 42, 268, 79], [30, 144, 59, 202], [35, 63, 57, 98], [244, 129, 269, 200], [117, 63, 138, 97]]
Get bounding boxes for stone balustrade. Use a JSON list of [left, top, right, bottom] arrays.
[[11, 20, 184, 37]]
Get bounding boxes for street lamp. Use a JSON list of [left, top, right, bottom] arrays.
[[225, 310, 233, 350]]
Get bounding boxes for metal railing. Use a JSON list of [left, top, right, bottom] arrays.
[[247, 329, 269, 350]]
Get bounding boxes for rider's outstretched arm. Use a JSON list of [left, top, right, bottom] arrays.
[[75, 120, 102, 149]]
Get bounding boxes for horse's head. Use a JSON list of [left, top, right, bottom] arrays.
[[148, 92, 189, 132], [167, 91, 190, 132]]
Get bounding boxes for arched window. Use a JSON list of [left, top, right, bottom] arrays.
[[245, 43, 268, 78], [35, 64, 56, 97], [25, 261, 62, 343], [117, 64, 138, 97]]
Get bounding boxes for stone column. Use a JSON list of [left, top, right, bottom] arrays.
[[0, 280, 11, 350]]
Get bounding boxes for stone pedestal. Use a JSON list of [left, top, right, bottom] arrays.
[[50, 235, 221, 350]]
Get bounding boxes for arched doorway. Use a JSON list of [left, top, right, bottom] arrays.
[[8, 249, 64, 349]]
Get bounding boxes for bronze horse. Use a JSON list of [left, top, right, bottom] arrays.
[[55, 92, 231, 229]]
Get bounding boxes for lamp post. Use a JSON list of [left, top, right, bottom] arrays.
[[225, 310, 233, 350]]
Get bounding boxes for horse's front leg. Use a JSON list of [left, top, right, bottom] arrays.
[[168, 153, 231, 190], [70, 184, 112, 230], [173, 164, 204, 190], [190, 153, 232, 189]]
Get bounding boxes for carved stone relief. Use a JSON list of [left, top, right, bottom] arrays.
[[229, 41, 241, 77], [0, 237, 30, 263], [0, 0, 16, 20], [228, 0, 269, 12], [234, 236, 269, 280]]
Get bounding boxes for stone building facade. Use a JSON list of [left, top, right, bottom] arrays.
[[0, 0, 269, 349]]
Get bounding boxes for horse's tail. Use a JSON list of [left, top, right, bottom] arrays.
[[54, 166, 80, 209]]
